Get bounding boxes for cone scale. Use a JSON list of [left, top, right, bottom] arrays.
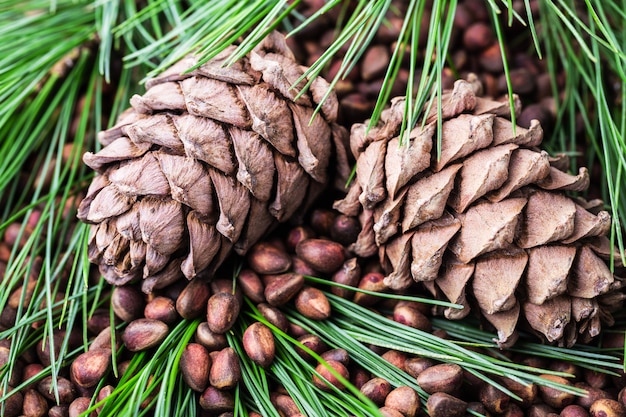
[[334, 76, 624, 347], [78, 32, 349, 291]]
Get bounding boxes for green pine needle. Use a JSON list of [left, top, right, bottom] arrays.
[[90, 319, 200, 417], [288, 293, 595, 398]]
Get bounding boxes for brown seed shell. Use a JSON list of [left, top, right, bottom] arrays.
[[247, 242, 292, 275], [22, 388, 49, 417], [320, 348, 350, 366], [264, 273, 305, 306], [538, 374, 576, 408], [49, 405, 70, 417], [385, 386, 420, 417], [237, 269, 266, 303], [426, 392, 467, 417], [295, 334, 327, 361], [144, 296, 179, 325], [37, 376, 76, 404], [331, 258, 361, 299], [122, 318, 169, 352], [296, 239, 346, 274], [295, 286, 331, 320], [561, 404, 591, 417], [378, 407, 405, 417], [312, 360, 349, 391], [417, 363, 464, 394], [274, 394, 302, 417], [195, 322, 228, 351], [576, 382, 612, 409], [405, 357, 435, 378], [207, 292, 240, 334], [69, 397, 95, 417], [111, 286, 145, 322], [393, 302, 432, 331], [360, 377, 392, 405], [590, 399, 626, 417], [180, 343, 211, 392], [243, 322, 275, 368], [0, 386, 23, 417], [353, 272, 387, 306], [70, 349, 112, 388], [257, 303, 289, 332], [199, 386, 235, 413], [209, 347, 241, 389], [480, 384, 510, 414]]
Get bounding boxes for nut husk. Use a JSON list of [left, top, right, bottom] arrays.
[[111, 285, 145, 322], [180, 343, 211, 392], [296, 238, 346, 274], [176, 277, 211, 319], [426, 392, 467, 417], [23, 388, 49, 417], [538, 374, 576, 408], [195, 322, 228, 351], [209, 347, 241, 389], [295, 286, 331, 320], [312, 360, 350, 391], [199, 386, 235, 413], [242, 322, 275, 368], [360, 377, 392, 405], [247, 241, 292, 274], [416, 363, 463, 394], [122, 318, 169, 351], [207, 292, 240, 334], [70, 349, 112, 388], [590, 399, 626, 417], [0, 386, 23, 417], [384, 385, 420, 417], [264, 273, 305, 306]]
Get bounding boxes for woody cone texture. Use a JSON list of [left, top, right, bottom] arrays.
[[334, 76, 625, 347], [77, 32, 348, 291]]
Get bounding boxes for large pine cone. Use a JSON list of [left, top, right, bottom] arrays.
[[78, 32, 349, 291], [334, 77, 625, 347]]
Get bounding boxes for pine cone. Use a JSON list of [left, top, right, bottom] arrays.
[[334, 76, 625, 347], [78, 32, 349, 291]]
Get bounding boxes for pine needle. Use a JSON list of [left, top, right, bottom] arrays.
[[288, 293, 592, 398], [90, 320, 200, 417]]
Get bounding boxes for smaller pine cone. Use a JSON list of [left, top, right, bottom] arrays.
[[334, 76, 625, 347], [78, 32, 350, 291]]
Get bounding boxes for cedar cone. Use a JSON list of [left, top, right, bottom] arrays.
[[334, 76, 625, 347], [77, 32, 349, 291]]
